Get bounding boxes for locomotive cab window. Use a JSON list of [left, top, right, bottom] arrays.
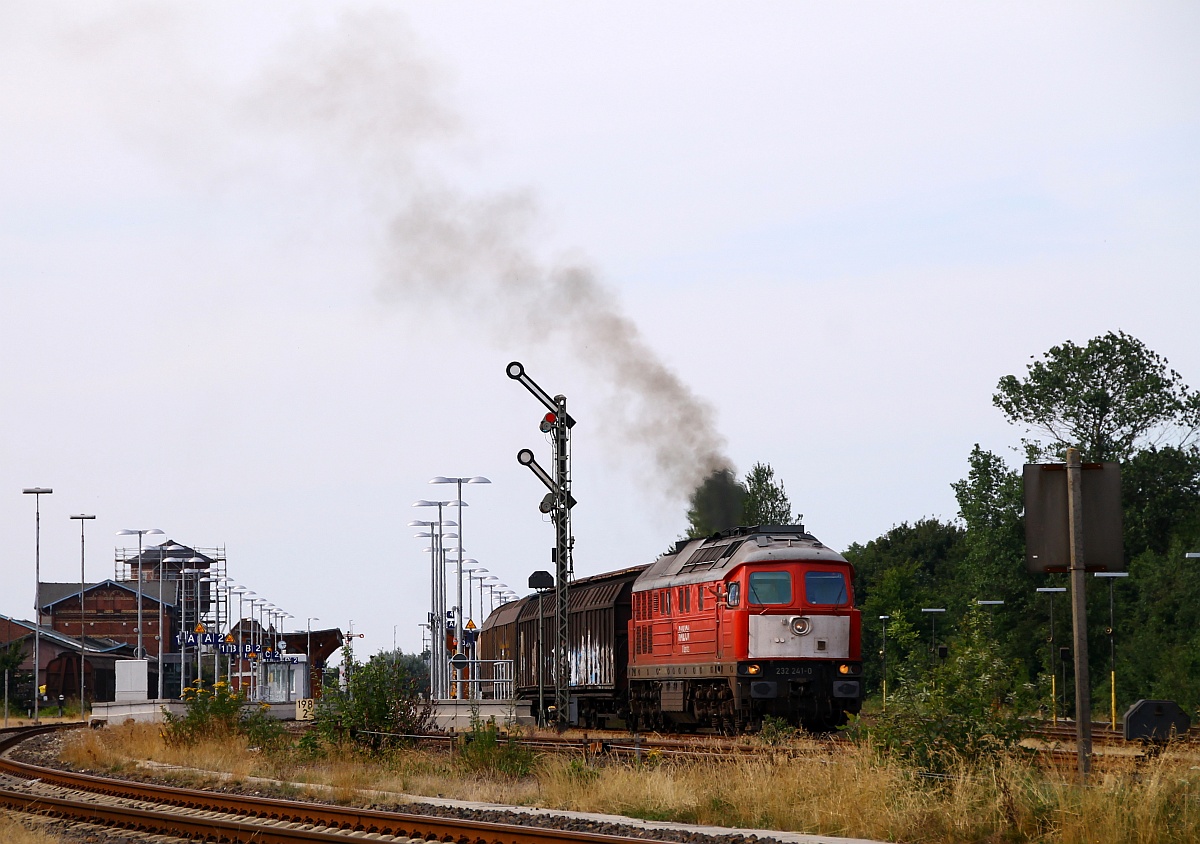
[[747, 571, 792, 605], [805, 571, 849, 605]]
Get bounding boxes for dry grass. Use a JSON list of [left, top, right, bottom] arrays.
[[0, 812, 64, 844], [62, 725, 1200, 843]]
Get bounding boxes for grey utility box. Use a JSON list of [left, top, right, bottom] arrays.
[[1123, 699, 1190, 743]]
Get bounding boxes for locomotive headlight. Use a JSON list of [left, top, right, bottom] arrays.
[[738, 663, 762, 675], [837, 662, 861, 676], [790, 616, 812, 636]]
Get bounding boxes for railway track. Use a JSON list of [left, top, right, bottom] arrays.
[[0, 725, 740, 844]]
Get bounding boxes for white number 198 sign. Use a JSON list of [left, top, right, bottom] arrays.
[[296, 698, 315, 721]]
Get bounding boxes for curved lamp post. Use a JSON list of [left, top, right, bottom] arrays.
[[116, 529, 164, 662], [24, 488, 53, 724], [429, 477, 490, 699], [69, 513, 95, 715]]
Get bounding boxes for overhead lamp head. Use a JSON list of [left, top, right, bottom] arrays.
[[23, 488, 53, 495], [70, 514, 96, 520]]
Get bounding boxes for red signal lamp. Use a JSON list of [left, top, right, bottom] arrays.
[[539, 412, 557, 432]]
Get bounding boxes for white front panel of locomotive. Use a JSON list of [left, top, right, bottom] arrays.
[[748, 615, 850, 659]]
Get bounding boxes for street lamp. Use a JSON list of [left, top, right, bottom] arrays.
[[22, 489, 51, 725], [116, 528, 164, 662], [429, 476, 490, 700], [469, 566, 489, 622], [1095, 572, 1130, 730], [412, 503, 458, 699], [155, 545, 186, 699], [878, 615, 890, 707], [1037, 586, 1067, 724], [231, 587, 251, 694], [180, 567, 207, 688], [69, 514, 95, 716]]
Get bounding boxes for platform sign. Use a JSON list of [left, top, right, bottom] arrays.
[[296, 698, 315, 721]]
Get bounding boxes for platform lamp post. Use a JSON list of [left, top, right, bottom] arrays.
[[411, 506, 457, 699], [23, 488, 53, 725], [153, 546, 185, 699], [116, 529, 164, 663], [1095, 572, 1129, 731], [69, 514, 95, 716], [1036, 587, 1067, 724], [180, 567, 207, 689], [920, 608, 945, 665], [164, 557, 191, 691], [482, 577, 500, 613], [469, 566, 489, 620], [212, 579, 232, 686], [430, 477, 490, 701], [878, 615, 890, 707], [231, 588, 251, 694], [200, 576, 224, 685]]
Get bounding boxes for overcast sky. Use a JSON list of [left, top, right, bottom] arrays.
[[2, 2, 1196, 657]]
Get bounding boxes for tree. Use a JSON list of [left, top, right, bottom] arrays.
[[685, 462, 800, 537], [315, 649, 433, 749], [742, 462, 796, 525], [993, 330, 1200, 462]]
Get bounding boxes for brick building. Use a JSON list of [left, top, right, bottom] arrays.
[[0, 614, 138, 704]]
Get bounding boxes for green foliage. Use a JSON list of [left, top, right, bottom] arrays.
[[686, 461, 799, 538], [313, 649, 433, 750], [742, 462, 795, 525], [0, 641, 24, 677], [163, 680, 285, 747], [993, 330, 1200, 463], [855, 607, 1031, 773], [456, 716, 537, 778], [845, 519, 966, 690], [1122, 445, 1200, 556], [686, 468, 746, 537], [756, 715, 799, 745]]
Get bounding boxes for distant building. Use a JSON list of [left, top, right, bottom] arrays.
[[0, 614, 139, 703]]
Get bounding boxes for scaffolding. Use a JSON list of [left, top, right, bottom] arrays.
[[114, 543, 229, 692]]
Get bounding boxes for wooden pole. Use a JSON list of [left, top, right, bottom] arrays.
[[1066, 447, 1092, 778]]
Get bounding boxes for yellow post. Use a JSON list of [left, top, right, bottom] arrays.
[[1111, 670, 1117, 732], [1051, 674, 1057, 726]]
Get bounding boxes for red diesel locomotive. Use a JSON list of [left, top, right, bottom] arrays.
[[477, 524, 863, 732]]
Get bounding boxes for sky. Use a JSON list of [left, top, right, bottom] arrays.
[[1, 1, 1197, 658]]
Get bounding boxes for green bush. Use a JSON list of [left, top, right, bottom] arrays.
[[163, 680, 284, 748], [313, 648, 433, 751], [457, 716, 537, 778], [852, 607, 1032, 773]]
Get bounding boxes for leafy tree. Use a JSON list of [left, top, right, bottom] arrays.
[[0, 641, 23, 678], [685, 462, 799, 537], [845, 519, 966, 692], [742, 462, 796, 525], [856, 607, 1031, 773], [993, 330, 1200, 462], [1121, 445, 1200, 557], [314, 649, 433, 750], [949, 446, 1044, 674]]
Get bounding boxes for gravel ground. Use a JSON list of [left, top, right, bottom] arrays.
[[9, 733, 874, 844]]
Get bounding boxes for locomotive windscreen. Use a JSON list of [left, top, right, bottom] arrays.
[[805, 571, 849, 605]]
